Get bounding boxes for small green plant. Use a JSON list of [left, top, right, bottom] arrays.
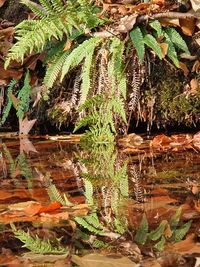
[[0, 71, 31, 126], [11, 223, 68, 254], [134, 208, 192, 251]]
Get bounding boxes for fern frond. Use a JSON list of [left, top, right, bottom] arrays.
[[173, 220, 192, 242], [20, 0, 48, 19], [0, 80, 16, 125], [164, 27, 190, 54], [84, 179, 94, 205], [164, 33, 179, 67], [79, 46, 96, 106], [134, 214, 149, 245], [130, 27, 145, 63], [16, 71, 31, 119], [11, 224, 68, 254], [61, 38, 102, 81], [149, 20, 163, 37], [47, 182, 73, 206], [44, 51, 69, 89], [5, 19, 65, 68], [143, 34, 163, 59]]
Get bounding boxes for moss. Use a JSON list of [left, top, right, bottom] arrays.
[[140, 63, 200, 128]]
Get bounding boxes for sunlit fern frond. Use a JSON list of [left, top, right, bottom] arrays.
[[44, 51, 69, 89]]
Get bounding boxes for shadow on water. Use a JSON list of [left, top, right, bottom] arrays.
[[0, 136, 200, 266]]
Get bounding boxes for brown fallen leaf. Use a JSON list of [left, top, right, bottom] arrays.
[[193, 131, 200, 151], [150, 134, 172, 148], [0, 0, 6, 7], [19, 138, 38, 154], [19, 117, 37, 135], [72, 254, 138, 267], [115, 14, 138, 33], [166, 234, 200, 254]]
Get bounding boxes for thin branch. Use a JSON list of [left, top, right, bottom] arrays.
[[137, 11, 199, 24]]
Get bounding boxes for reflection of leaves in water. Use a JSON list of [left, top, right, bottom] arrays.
[[3, 144, 33, 188], [134, 208, 192, 251]]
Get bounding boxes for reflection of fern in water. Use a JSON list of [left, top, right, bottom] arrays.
[[134, 208, 192, 251], [129, 165, 145, 203], [11, 224, 68, 254]]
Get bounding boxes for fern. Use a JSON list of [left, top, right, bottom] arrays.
[[130, 27, 145, 63], [149, 20, 163, 37], [148, 220, 168, 241], [84, 179, 94, 205], [164, 27, 189, 54], [60, 37, 102, 81], [75, 215, 104, 235], [164, 32, 179, 67], [11, 224, 68, 254], [134, 214, 149, 245], [44, 51, 69, 89], [143, 33, 163, 59], [5, 1, 104, 68], [0, 80, 16, 125], [47, 182, 73, 206], [16, 71, 31, 119]]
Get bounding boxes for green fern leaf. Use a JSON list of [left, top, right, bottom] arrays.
[[134, 214, 148, 245], [173, 220, 192, 242], [16, 70, 31, 119], [44, 51, 69, 89], [60, 37, 101, 81], [164, 27, 189, 54], [149, 20, 163, 37], [0, 80, 16, 125], [148, 220, 168, 241], [130, 27, 145, 63], [79, 47, 95, 106], [169, 207, 182, 230], [11, 224, 68, 254], [164, 33, 179, 67], [84, 179, 94, 205], [143, 34, 163, 59], [154, 236, 166, 252]]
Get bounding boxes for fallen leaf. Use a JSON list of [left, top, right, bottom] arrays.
[[19, 117, 37, 135], [71, 254, 138, 267], [19, 138, 38, 154], [116, 14, 138, 33], [193, 131, 200, 151], [179, 62, 189, 76], [38, 201, 62, 214], [0, 0, 6, 7], [191, 0, 200, 12], [192, 60, 200, 72], [190, 78, 199, 94], [150, 134, 172, 148], [160, 43, 169, 58], [179, 18, 195, 36], [166, 234, 200, 254], [64, 40, 72, 51], [8, 201, 42, 216]]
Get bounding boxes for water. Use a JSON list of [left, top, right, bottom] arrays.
[[0, 136, 200, 266]]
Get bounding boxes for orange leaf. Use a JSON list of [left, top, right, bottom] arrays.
[[150, 134, 171, 148], [179, 62, 189, 77], [190, 78, 199, 94], [160, 43, 168, 57], [38, 201, 62, 214], [0, 0, 6, 7], [192, 60, 200, 73]]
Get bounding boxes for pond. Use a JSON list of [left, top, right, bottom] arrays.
[[0, 134, 200, 266]]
